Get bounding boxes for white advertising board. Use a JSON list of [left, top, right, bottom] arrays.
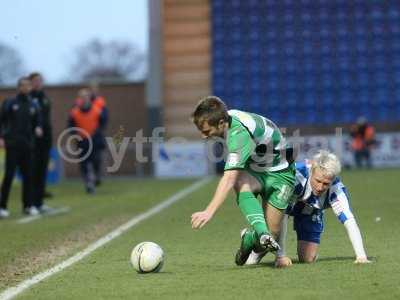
[[154, 142, 211, 178]]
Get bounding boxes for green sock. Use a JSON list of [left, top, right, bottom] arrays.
[[242, 229, 257, 251], [237, 191, 271, 238]]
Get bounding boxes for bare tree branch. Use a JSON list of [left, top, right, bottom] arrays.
[[0, 42, 26, 85], [68, 38, 145, 82]]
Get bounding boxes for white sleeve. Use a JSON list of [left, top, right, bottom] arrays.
[[330, 184, 355, 224], [276, 214, 289, 258], [330, 183, 367, 258], [343, 218, 367, 258]]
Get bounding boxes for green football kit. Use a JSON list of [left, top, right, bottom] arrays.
[[224, 109, 296, 241]]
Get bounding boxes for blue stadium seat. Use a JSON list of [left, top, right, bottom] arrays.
[[211, 1, 400, 125]]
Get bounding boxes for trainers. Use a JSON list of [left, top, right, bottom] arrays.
[[245, 249, 269, 265], [235, 228, 255, 266], [259, 234, 281, 252], [0, 208, 10, 219], [24, 206, 40, 216]]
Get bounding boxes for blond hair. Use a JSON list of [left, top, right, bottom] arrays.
[[312, 150, 341, 178]]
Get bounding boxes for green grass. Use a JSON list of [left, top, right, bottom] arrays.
[[1, 169, 400, 299], [0, 178, 194, 289]]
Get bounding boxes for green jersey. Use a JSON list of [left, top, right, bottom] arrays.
[[224, 109, 289, 172]]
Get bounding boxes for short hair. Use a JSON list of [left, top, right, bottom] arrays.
[[191, 96, 229, 128], [311, 150, 342, 178], [17, 76, 30, 87], [28, 72, 42, 80]]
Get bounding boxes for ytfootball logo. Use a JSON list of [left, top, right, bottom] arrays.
[[57, 127, 93, 163]]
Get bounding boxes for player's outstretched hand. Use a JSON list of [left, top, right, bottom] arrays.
[[354, 256, 372, 264], [191, 210, 213, 229], [275, 256, 293, 268]]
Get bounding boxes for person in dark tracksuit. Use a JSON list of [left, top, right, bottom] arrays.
[[0, 77, 43, 218], [29, 72, 53, 212], [68, 88, 106, 194]]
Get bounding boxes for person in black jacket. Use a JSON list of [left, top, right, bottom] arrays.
[[0, 77, 43, 218], [29, 72, 53, 212]]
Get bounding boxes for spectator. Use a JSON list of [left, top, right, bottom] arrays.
[[0, 77, 43, 218], [89, 83, 108, 186], [29, 72, 53, 212], [74, 83, 108, 186], [350, 117, 376, 168], [68, 88, 106, 194]]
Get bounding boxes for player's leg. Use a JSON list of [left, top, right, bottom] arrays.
[[234, 170, 276, 265], [263, 166, 295, 243], [233, 171, 268, 237], [244, 166, 296, 265], [243, 203, 287, 265], [263, 201, 284, 239], [294, 213, 323, 263], [297, 240, 319, 263]]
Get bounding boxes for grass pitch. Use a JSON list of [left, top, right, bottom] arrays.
[[1, 169, 400, 299]]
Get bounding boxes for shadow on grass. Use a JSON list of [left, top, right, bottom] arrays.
[[210, 255, 377, 272], [135, 271, 175, 276], [314, 256, 377, 263], [313, 256, 354, 263]]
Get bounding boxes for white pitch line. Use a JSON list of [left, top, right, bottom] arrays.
[[0, 177, 212, 300], [16, 207, 71, 224]]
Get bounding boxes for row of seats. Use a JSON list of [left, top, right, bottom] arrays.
[[212, 1, 400, 124]]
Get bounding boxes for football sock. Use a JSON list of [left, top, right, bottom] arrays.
[[237, 192, 270, 239], [242, 229, 257, 251]]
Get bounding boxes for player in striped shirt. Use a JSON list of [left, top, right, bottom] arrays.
[[190, 96, 296, 265], [246, 150, 370, 266]]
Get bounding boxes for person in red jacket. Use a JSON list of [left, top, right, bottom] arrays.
[[350, 117, 376, 168], [68, 88, 106, 194]]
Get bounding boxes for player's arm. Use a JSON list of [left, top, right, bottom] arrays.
[[191, 170, 239, 229], [330, 185, 371, 264], [192, 128, 253, 229]]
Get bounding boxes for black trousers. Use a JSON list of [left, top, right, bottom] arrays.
[[93, 148, 103, 181], [354, 149, 372, 168], [78, 139, 101, 187], [32, 140, 51, 208], [0, 145, 33, 210]]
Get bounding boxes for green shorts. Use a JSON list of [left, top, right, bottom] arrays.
[[247, 163, 296, 210]]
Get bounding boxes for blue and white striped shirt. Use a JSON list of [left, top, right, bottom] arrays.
[[290, 160, 354, 224]]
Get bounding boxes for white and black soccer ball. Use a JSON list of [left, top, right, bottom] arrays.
[[130, 242, 164, 273]]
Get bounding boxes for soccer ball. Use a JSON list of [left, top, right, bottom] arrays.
[[130, 242, 164, 273]]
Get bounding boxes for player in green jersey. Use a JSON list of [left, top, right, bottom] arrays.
[[190, 96, 296, 266]]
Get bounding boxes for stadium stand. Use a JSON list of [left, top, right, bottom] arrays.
[[211, 0, 400, 125]]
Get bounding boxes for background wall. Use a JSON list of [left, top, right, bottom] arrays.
[[161, 0, 211, 139], [0, 82, 149, 177]]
